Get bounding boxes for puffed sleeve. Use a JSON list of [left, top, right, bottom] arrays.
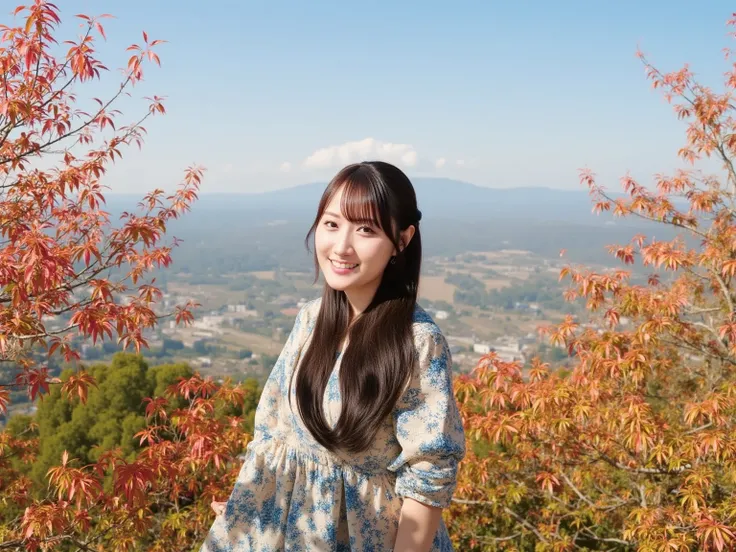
[[387, 327, 466, 508], [251, 300, 314, 443]]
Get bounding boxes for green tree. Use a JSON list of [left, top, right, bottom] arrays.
[[28, 354, 194, 485]]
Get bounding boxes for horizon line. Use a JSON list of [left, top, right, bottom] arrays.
[[103, 180, 590, 196]]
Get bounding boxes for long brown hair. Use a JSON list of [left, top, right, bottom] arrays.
[[294, 161, 422, 453]]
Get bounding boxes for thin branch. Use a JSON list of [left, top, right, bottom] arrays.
[[710, 269, 735, 316], [691, 321, 729, 346], [681, 265, 713, 282], [597, 188, 708, 240], [685, 305, 725, 316], [559, 472, 596, 508], [683, 421, 713, 435], [0, 24, 92, 145], [581, 528, 633, 547], [597, 451, 690, 475], [13, 322, 79, 340], [638, 483, 647, 508], [451, 498, 549, 544], [469, 531, 521, 544], [0, 72, 135, 167], [0, 25, 96, 148], [659, 334, 736, 367], [502, 506, 549, 545]]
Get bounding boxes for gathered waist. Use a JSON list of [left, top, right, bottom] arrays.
[[245, 437, 395, 480]]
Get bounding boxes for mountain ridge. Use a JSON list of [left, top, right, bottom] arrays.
[[106, 177, 604, 224]]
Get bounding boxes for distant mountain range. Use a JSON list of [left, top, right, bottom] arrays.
[[103, 178, 681, 269], [108, 177, 619, 226]]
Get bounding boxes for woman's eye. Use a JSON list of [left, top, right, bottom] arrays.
[[358, 226, 375, 234], [323, 220, 337, 228]]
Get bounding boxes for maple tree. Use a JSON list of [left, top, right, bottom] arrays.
[[0, 0, 202, 409], [0, 1, 228, 549], [446, 13, 736, 552]]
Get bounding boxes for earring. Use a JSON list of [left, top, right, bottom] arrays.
[[390, 256, 396, 264]]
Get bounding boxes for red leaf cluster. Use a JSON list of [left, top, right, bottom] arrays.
[[0, 2, 203, 414]]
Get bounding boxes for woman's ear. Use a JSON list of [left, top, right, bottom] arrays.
[[398, 225, 416, 253]]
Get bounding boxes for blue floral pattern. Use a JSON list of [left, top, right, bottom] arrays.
[[200, 299, 465, 551]]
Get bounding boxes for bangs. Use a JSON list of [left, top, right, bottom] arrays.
[[336, 173, 389, 232]]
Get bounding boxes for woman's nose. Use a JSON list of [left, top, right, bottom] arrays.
[[332, 231, 353, 255]]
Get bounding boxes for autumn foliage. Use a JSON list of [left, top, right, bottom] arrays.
[[446, 14, 736, 552], [6, 2, 736, 551], [0, 1, 231, 549], [0, 0, 203, 385], [2, 357, 254, 551]]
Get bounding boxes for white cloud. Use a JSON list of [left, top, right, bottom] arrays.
[[456, 159, 465, 166], [279, 161, 292, 173], [401, 150, 417, 167], [303, 138, 419, 170], [435, 157, 446, 169]]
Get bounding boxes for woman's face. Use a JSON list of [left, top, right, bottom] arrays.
[[314, 186, 398, 306]]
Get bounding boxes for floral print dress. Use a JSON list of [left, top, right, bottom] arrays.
[[200, 298, 466, 551]]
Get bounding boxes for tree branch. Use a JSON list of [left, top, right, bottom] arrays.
[[560, 472, 596, 508], [469, 531, 521, 544], [0, 72, 135, 167], [581, 527, 633, 547], [451, 498, 550, 544], [597, 451, 690, 475]]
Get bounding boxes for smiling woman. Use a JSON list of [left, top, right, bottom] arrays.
[[201, 161, 465, 552], [312, 164, 418, 317]]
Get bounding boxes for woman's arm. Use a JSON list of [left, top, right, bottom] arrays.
[[393, 498, 442, 552], [388, 327, 466, 551]]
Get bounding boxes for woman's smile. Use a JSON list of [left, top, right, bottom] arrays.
[[329, 259, 359, 274]]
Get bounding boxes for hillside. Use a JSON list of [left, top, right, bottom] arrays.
[[103, 178, 679, 274]]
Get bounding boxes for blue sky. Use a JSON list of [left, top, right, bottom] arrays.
[[48, 1, 736, 193]]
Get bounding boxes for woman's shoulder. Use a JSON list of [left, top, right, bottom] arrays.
[[410, 304, 452, 376], [297, 297, 322, 323], [411, 303, 445, 341]]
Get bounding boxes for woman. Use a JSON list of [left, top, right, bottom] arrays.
[[201, 161, 466, 551]]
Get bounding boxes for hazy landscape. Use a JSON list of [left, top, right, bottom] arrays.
[[112, 177, 676, 271], [1, 176, 669, 423]]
